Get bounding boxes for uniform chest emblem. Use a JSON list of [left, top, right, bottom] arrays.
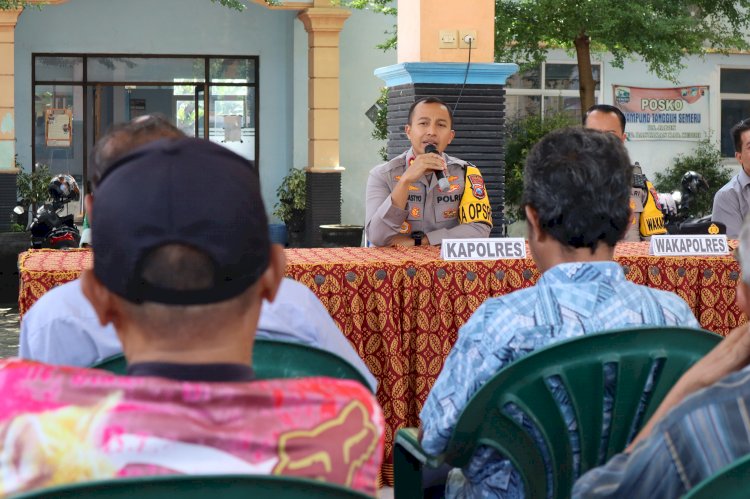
[[410, 206, 421, 219]]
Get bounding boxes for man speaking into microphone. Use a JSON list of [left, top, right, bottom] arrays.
[[365, 97, 492, 247]]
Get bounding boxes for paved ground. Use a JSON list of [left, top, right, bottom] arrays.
[[0, 303, 19, 358]]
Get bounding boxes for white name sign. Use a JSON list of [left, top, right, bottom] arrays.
[[649, 235, 729, 256], [441, 238, 527, 261]]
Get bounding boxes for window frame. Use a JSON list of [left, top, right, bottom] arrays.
[[31, 53, 260, 181], [719, 66, 750, 158], [505, 60, 602, 120]]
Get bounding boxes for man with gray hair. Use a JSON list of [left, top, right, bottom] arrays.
[[574, 220, 750, 497]]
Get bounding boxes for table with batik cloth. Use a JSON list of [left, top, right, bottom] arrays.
[[17, 243, 747, 486]]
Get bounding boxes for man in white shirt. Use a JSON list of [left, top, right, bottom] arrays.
[[19, 115, 376, 391]]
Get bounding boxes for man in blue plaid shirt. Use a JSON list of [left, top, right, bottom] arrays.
[[573, 217, 750, 498], [419, 127, 700, 498]]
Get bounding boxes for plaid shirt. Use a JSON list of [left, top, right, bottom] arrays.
[[420, 261, 700, 498], [573, 366, 750, 498]]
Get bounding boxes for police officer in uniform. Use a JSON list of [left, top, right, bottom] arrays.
[[365, 97, 492, 247], [584, 104, 666, 241]]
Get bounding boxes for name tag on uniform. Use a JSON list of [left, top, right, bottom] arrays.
[[441, 238, 526, 261], [649, 235, 729, 256]]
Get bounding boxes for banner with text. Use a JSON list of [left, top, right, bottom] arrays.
[[613, 85, 709, 141]]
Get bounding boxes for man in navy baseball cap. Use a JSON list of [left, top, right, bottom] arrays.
[[1, 137, 385, 496], [81, 137, 285, 375]]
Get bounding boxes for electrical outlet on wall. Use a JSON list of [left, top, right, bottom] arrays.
[[459, 30, 477, 49]]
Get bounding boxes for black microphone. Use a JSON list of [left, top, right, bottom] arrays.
[[424, 144, 450, 191]]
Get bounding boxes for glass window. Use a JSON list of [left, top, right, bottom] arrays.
[[33, 84, 84, 215], [87, 57, 205, 83], [506, 66, 541, 89], [34, 56, 83, 82], [720, 69, 750, 94], [721, 100, 750, 157], [720, 68, 750, 157], [545, 63, 600, 91], [505, 95, 541, 120], [544, 96, 582, 120], [208, 86, 256, 161], [210, 58, 256, 83], [34, 55, 259, 187], [505, 62, 600, 120]]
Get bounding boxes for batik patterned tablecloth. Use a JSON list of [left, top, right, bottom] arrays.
[[17, 243, 747, 486]]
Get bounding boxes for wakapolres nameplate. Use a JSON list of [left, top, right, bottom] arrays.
[[649, 235, 729, 256]]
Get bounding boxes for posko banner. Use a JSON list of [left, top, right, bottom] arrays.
[[613, 85, 709, 141]]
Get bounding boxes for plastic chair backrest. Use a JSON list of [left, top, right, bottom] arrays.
[[11, 474, 372, 498], [91, 338, 372, 390], [443, 327, 721, 499], [683, 453, 750, 499]]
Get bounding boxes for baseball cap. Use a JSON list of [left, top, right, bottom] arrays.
[[92, 137, 270, 305]]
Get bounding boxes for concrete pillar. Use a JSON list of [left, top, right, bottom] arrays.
[[297, 4, 350, 246], [0, 9, 22, 231], [297, 5, 350, 171], [0, 9, 21, 172], [398, 0, 495, 64]]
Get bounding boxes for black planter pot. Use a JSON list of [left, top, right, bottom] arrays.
[[287, 230, 305, 248], [319, 224, 364, 248], [285, 209, 306, 247], [0, 232, 31, 303]]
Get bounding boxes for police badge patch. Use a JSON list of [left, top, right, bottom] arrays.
[[468, 174, 486, 200]]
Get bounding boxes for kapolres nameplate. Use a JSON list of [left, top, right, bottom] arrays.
[[649, 235, 729, 256], [441, 238, 527, 261]]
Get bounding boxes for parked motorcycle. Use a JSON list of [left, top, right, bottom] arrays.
[[658, 171, 726, 235], [13, 174, 81, 249]]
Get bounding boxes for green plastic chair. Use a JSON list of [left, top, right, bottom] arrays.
[[683, 453, 750, 499], [91, 338, 373, 391], [12, 474, 372, 498], [393, 326, 722, 499]]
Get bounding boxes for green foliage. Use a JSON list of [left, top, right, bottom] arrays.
[[9, 222, 25, 232], [0, 1, 28, 9], [209, 0, 246, 10], [653, 138, 733, 218], [16, 162, 52, 208], [495, 0, 750, 115], [504, 113, 577, 221], [373, 87, 388, 161], [273, 168, 306, 224]]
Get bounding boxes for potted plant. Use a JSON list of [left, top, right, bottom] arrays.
[[273, 168, 306, 247], [16, 162, 53, 225]]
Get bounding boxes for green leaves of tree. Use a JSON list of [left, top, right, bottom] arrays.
[[495, 0, 750, 83]]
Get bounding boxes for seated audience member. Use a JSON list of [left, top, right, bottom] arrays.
[[419, 128, 700, 498], [572, 222, 750, 497], [712, 118, 750, 238], [18, 115, 376, 391], [365, 97, 492, 247], [0, 138, 384, 496]]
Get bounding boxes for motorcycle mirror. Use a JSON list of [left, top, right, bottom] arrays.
[[13, 206, 24, 215]]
